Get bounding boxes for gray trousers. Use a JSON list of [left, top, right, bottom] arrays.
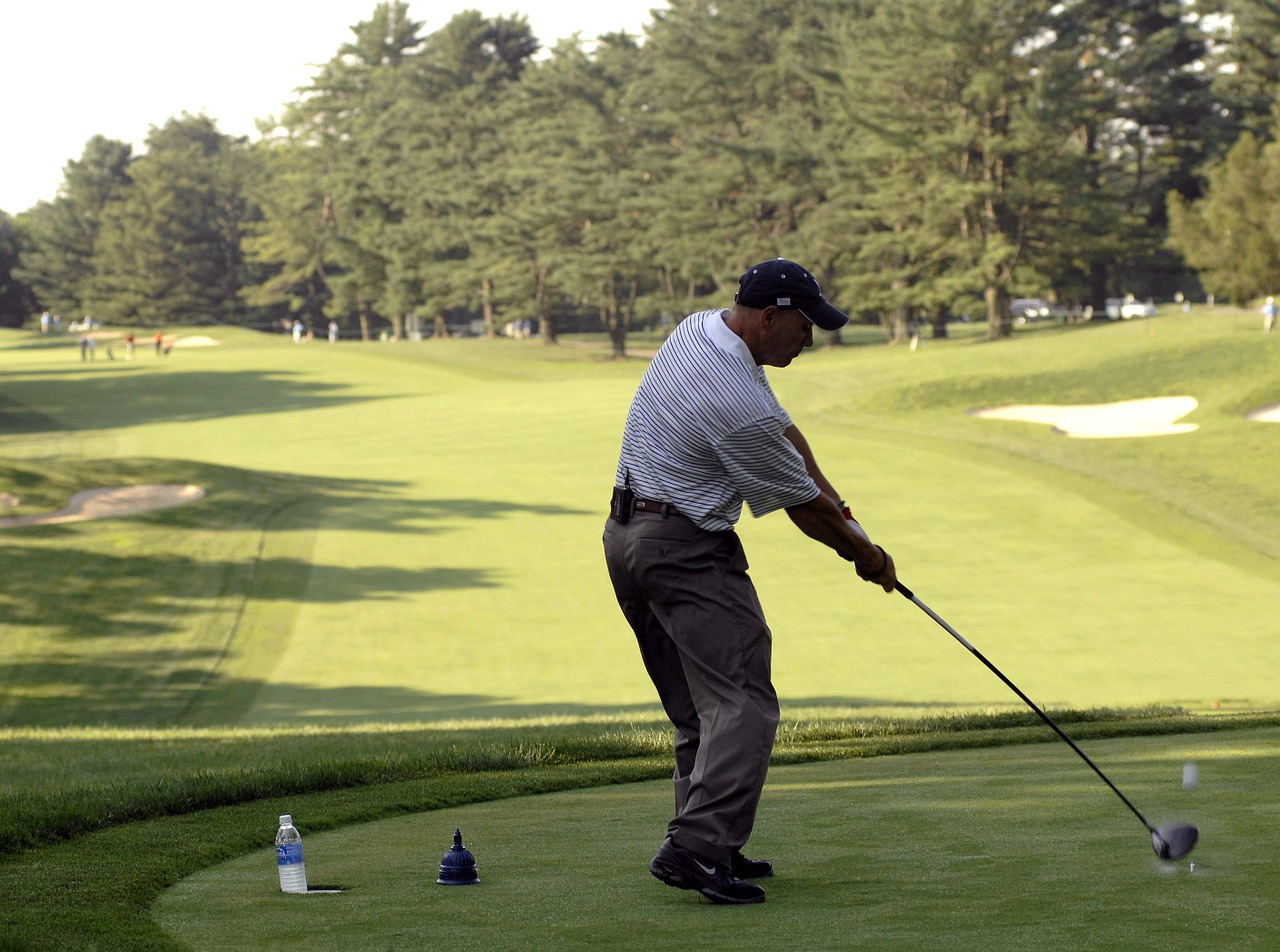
[[603, 509, 780, 865]]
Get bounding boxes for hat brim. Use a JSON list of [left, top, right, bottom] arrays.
[[798, 300, 850, 332]]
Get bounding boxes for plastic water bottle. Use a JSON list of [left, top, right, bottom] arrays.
[[275, 814, 308, 893]]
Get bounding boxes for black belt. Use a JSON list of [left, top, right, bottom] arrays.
[[632, 497, 679, 516]]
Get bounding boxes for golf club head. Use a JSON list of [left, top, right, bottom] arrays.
[[1151, 823, 1199, 861]]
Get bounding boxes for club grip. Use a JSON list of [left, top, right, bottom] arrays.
[[894, 580, 914, 600]]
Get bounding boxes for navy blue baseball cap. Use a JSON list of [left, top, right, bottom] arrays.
[[735, 258, 850, 331]]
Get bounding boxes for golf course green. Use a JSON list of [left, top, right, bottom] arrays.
[[1, 307, 1277, 949]]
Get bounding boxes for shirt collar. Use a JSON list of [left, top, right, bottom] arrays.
[[705, 309, 758, 368]]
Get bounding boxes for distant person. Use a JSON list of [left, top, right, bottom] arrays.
[[1263, 296, 1277, 333], [40, 312, 50, 334], [293, 320, 304, 343], [79, 335, 89, 361], [604, 258, 897, 906], [155, 331, 164, 355], [328, 320, 339, 344], [124, 333, 135, 360]]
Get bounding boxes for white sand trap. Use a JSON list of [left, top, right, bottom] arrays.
[[0, 484, 205, 528], [970, 396, 1199, 438], [1245, 403, 1280, 423], [171, 335, 219, 348]]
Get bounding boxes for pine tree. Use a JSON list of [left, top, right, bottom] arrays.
[[1210, 0, 1280, 140], [13, 136, 132, 320], [817, 0, 1073, 339], [1167, 131, 1280, 303], [89, 115, 252, 326], [0, 212, 37, 326]]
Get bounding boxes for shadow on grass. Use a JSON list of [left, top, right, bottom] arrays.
[[0, 458, 592, 728], [0, 367, 388, 432], [0, 455, 587, 532], [151, 492, 589, 535], [0, 543, 501, 630], [239, 690, 974, 725], [0, 662, 525, 727], [0, 656, 997, 727]]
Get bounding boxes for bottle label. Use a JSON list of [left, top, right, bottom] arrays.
[[277, 843, 304, 866]]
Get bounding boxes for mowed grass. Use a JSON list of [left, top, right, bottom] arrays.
[[2, 312, 1278, 730], [0, 310, 1277, 949], [154, 728, 1279, 952], [4, 714, 1275, 951]]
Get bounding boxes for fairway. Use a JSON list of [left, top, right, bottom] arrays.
[[1, 311, 1278, 950], [2, 313, 1278, 728], [153, 728, 1277, 951]]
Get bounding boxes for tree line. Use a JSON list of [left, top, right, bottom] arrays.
[[3, 0, 1279, 353]]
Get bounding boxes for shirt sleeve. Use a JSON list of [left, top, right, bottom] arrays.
[[755, 369, 794, 430], [714, 417, 820, 518]]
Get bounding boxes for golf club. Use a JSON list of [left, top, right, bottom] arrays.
[[895, 580, 1198, 861]]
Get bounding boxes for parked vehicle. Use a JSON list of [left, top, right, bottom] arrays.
[[1106, 297, 1157, 319], [1010, 298, 1051, 323], [1120, 300, 1157, 319]]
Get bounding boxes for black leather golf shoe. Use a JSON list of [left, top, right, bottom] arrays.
[[730, 849, 774, 879], [649, 839, 766, 904]]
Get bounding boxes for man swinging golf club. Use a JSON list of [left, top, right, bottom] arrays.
[[603, 258, 897, 904]]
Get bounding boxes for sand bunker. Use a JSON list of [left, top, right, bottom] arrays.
[[970, 396, 1199, 438], [170, 335, 219, 348], [0, 484, 205, 528], [1245, 403, 1280, 423]]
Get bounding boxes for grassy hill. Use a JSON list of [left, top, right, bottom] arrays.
[[5, 311, 1277, 731], [0, 310, 1277, 949]]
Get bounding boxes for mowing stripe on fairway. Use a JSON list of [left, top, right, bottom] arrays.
[[1, 319, 1278, 726]]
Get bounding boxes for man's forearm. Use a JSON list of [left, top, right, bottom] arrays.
[[787, 494, 881, 570]]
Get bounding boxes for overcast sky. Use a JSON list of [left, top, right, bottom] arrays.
[[1, 1, 665, 214]]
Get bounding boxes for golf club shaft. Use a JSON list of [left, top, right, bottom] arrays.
[[894, 581, 1154, 832]]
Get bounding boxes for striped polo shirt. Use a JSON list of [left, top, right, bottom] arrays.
[[614, 308, 820, 531]]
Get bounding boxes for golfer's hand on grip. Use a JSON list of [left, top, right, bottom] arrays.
[[857, 544, 896, 592]]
